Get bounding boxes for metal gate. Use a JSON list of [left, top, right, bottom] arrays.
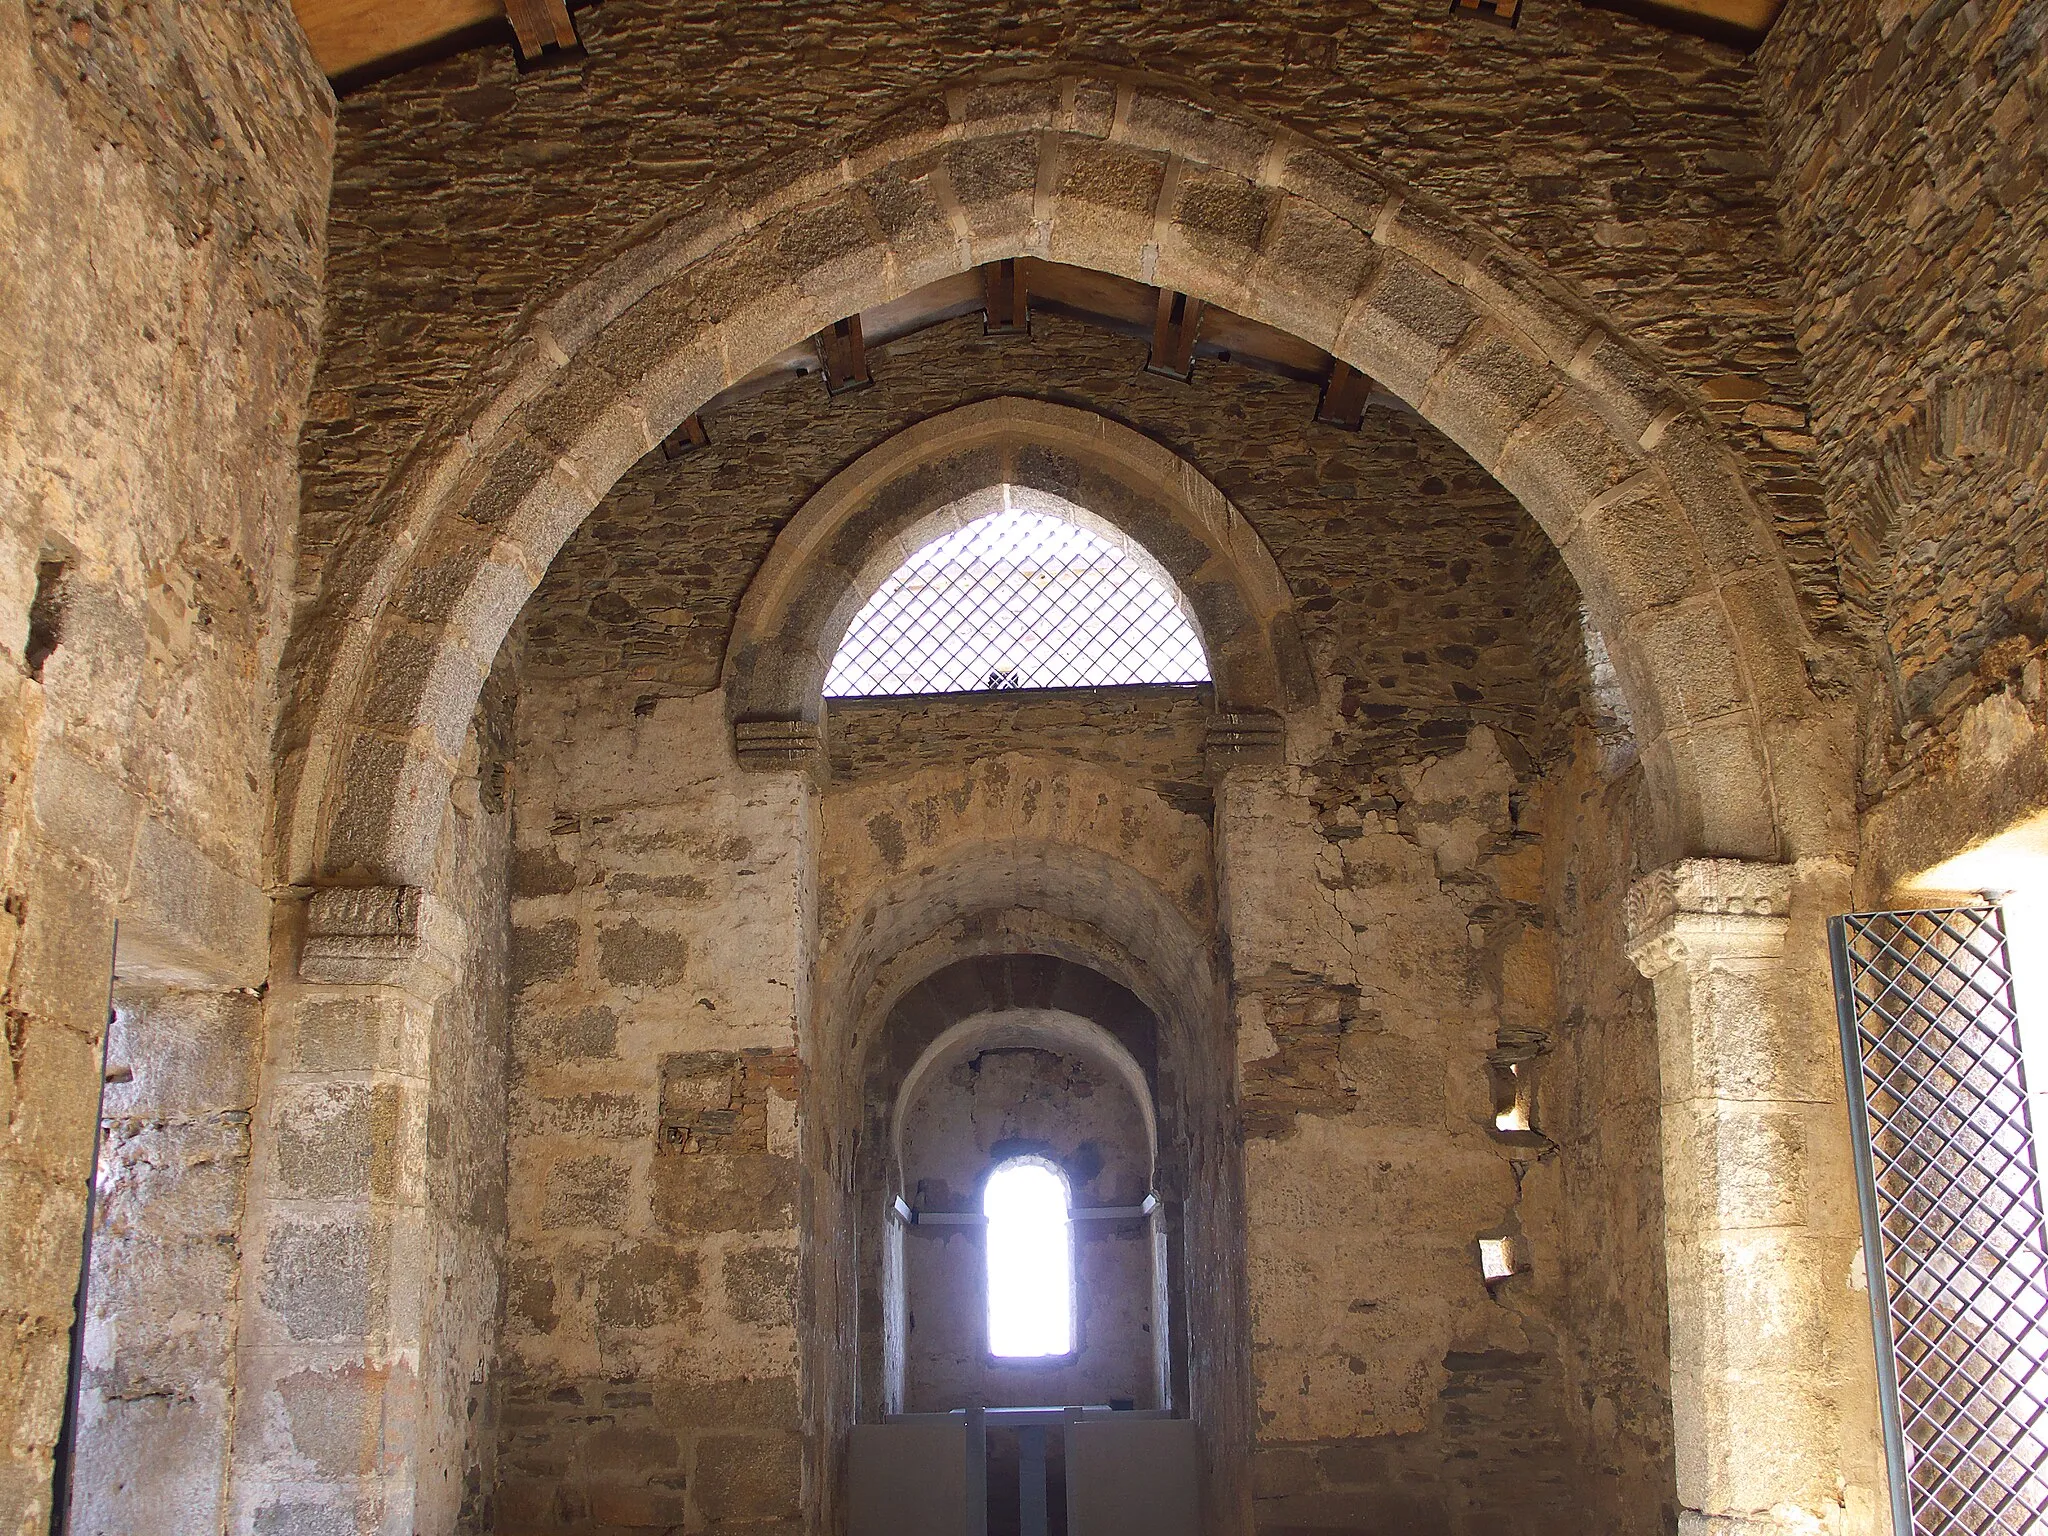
[[1830, 908, 2048, 1534]]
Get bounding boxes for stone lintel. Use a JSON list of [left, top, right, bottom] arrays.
[[1625, 857, 1794, 979], [1203, 708, 1286, 780], [733, 716, 826, 778], [300, 885, 462, 990]]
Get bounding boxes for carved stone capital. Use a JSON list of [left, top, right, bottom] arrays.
[[733, 716, 825, 779], [1204, 708, 1286, 781], [300, 884, 463, 991], [1625, 858, 1793, 980]]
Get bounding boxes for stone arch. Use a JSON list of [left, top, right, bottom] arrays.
[[875, 985, 1170, 1415], [281, 67, 1839, 890], [723, 396, 1310, 735], [805, 840, 1248, 1535], [819, 751, 1214, 948], [890, 1003, 1161, 1182]]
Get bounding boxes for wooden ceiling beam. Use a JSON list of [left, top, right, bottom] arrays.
[[300, 0, 1787, 87], [292, 0, 501, 79]]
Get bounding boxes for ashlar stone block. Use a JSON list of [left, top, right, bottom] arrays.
[[1051, 138, 1169, 266], [1336, 253, 1478, 404]]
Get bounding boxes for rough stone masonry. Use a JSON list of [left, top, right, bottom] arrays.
[[0, 0, 2042, 1534]]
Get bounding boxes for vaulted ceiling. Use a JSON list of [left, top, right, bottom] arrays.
[[295, 0, 1788, 88]]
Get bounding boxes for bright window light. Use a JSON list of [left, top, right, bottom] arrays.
[[984, 1159, 1074, 1358], [823, 490, 1210, 697], [1479, 1238, 1517, 1281], [1911, 814, 2048, 1202]]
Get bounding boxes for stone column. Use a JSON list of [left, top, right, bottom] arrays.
[[1627, 858, 1880, 1536], [1204, 709, 1290, 1536], [227, 886, 462, 1536]]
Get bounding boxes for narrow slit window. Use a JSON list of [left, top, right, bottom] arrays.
[[983, 1159, 1074, 1359], [824, 489, 1210, 698]]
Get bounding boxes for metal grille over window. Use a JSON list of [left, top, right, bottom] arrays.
[[823, 490, 1210, 698], [1830, 908, 2048, 1536]]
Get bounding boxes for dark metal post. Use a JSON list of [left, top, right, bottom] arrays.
[[47, 924, 118, 1536], [1829, 915, 1916, 1536], [1017, 1423, 1048, 1536]]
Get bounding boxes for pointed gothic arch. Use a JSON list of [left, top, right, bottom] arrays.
[[721, 396, 1307, 756], [276, 68, 1845, 891]]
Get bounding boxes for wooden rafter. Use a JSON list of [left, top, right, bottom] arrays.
[[502, 0, 575, 58], [1449, 0, 1521, 26], [1315, 361, 1376, 430], [981, 260, 1029, 336], [659, 415, 709, 460], [817, 316, 873, 396], [1147, 290, 1204, 382]]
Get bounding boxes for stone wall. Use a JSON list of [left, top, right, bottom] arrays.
[[299, 0, 1831, 650], [827, 688, 1211, 809], [498, 682, 811, 1535], [1221, 726, 1608, 1536], [1757, 0, 2047, 817], [71, 987, 262, 1536], [526, 310, 1585, 779], [0, 0, 331, 1525], [1532, 734, 1676, 1532]]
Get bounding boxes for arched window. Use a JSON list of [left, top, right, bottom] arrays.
[[983, 1158, 1075, 1358], [824, 489, 1210, 698]]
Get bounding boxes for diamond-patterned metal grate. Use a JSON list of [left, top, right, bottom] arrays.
[[823, 500, 1210, 698], [1831, 908, 2048, 1536]]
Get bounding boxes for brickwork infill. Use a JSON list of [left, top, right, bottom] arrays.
[[302, 1, 1828, 629], [1758, 0, 2048, 779], [658, 1048, 799, 1156], [525, 312, 1593, 785]]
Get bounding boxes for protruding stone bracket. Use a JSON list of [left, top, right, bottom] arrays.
[[734, 717, 827, 780], [300, 884, 463, 991], [1204, 709, 1286, 781], [1625, 858, 1793, 978]]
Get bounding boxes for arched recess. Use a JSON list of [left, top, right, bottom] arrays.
[[723, 396, 1311, 732], [891, 1004, 1161, 1182], [806, 841, 1248, 1536], [278, 66, 1844, 890], [878, 998, 1171, 1416]]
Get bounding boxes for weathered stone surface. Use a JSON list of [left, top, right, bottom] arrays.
[[0, 0, 331, 1522], [1760, 0, 2047, 773], [497, 688, 810, 1526], [27, 0, 2048, 1530]]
